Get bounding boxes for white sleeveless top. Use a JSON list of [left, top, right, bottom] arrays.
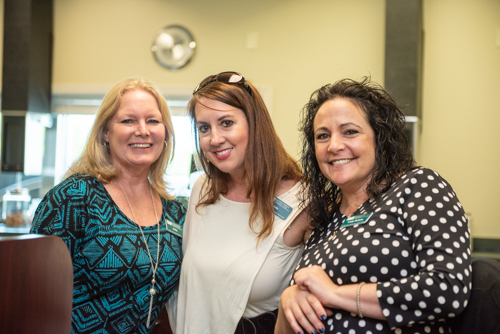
[[174, 175, 305, 334], [243, 224, 303, 317]]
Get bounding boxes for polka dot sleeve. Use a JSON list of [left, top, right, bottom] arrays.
[[377, 168, 472, 329]]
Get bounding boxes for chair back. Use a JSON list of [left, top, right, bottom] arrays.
[[449, 256, 500, 334], [0, 234, 73, 334]]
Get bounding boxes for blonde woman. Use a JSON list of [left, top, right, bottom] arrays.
[[31, 77, 186, 334]]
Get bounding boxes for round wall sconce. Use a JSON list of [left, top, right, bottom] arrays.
[[151, 25, 196, 71]]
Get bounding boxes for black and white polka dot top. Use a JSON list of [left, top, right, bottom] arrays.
[[293, 167, 472, 334]]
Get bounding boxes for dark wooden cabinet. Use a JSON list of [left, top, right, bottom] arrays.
[[0, 234, 73, 334]]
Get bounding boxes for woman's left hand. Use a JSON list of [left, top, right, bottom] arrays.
[[275, 266, 338, 334], [293, 265, 339, 308], [295, 266, 386, 322], [276, 284, 333, 334]]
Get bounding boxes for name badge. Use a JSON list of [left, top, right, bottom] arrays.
[[341, 212, 373, 228], [274, 197, 293, 220], [165, 219, 183, 238]]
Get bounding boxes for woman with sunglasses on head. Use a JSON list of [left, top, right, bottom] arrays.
[[275, 78, 471, 334], [173, 72, 312, 334]]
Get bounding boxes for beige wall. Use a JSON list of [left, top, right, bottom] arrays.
[[51, 0, 385, 151], [421, 0, 500, 238], [1, 0, 499, 238]]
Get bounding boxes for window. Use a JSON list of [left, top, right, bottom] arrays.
[[52, 95, 197, 197]]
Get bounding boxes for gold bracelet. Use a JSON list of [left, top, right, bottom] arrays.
[[356, 282, 366, 318]]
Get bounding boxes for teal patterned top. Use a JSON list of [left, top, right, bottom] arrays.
[[31, 174, 185, 334]]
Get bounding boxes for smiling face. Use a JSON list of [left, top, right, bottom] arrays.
[[194, 97, 249, 180], [313, 97, 376, 195], [104, 89, 166, 174]]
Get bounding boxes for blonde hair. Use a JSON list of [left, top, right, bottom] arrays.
[[65, 77, 175, 199]]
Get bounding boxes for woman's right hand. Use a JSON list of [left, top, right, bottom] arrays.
[[276, 285, 333, 334]]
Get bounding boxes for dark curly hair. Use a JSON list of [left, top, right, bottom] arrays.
[[300, 77, 416, 228]]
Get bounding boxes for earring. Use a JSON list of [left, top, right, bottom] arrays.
[[164, 141, 167, 147], [206, 157, 210, 164]]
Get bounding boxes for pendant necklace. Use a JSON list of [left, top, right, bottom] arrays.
[[116, 179, 159, 328], [328, 203, 362, 242]]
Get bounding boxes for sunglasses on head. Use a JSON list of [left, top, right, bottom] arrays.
[[192, 71, 252, 95]]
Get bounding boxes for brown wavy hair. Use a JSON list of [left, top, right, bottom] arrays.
[[300, 77, 416, 228], [188, 78, 302, 241], [65, 77, 175, 199]]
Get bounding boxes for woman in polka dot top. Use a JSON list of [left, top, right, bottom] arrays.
[[275, 78, 471, 334]]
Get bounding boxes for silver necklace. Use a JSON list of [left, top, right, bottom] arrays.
[[116, 179, 159, 328]]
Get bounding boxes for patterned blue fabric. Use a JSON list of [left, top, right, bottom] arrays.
[[30, 174, 185, 334]]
